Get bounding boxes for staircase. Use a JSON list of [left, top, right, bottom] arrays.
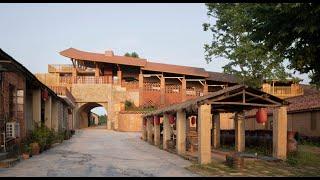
[[0, 152, 20, 168]]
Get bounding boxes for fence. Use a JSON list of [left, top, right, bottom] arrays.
[[59, 76, 112, 85], [49, 86, 76, 103]]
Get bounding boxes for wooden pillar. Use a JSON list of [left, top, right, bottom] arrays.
[[163, 113, 171, 150], [72, 67, 77, 77], [117, 70, 122, 86], [235, 111, 245, 152], [142, 118, 147, 141], [181, 77, 187, 101], [147, 117, 153, 144], [154, 116, 160, 146], [198, 104, 212, 164], [203, 83, 208, 95], [32, 89, 41, 127], [273, 106, 288, 160], [51, 99, 59, 132], [176, 109, 186, 155], [160, 75, 165, 106], [44, 95, 52, 129], [139, 72, 144, 107], [212, 113, 220, 149], [95, 63, 100, 77]]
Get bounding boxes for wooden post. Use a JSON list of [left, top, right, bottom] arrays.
[[181, 77, 187, 101], [95, 63, 100, 77], [139, 72, 144, 107], [142, 118, 147, 141], [117, 70, 122, 86], [163, 113, 171, 150], [160, 75, 165, 106], [212, 113, 220, 149], [273, 106, 288, 160], [147, 117, 153, 144], [198, 104, 212, 164], [235, 111, 245, 152], [176, 109, 186, 155], [203, 83, 209, 95], [154, 116, 160, 147]]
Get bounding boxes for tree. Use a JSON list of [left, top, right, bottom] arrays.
[[124, 52, 139, 58], [203, 3, 291, 88], [204, 3, 320, 87]]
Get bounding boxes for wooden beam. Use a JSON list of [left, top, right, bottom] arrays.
[[186, 79, 206, 82], [211, 102, 279, 107], [245, 91, 281, 105]]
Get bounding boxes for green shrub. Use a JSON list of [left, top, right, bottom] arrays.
[[30, 124, 56, 152]]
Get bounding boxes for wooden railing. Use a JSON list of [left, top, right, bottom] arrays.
[[59, 76, 112, 85], [49, 86, 76, 103], [143, 82, 160, 92], [263, 86, 304, 98], [122, 81, 139, 90], [48, 64, 73, 73]]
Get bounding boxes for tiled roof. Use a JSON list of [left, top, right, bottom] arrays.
[[60, 48, 147, 67], [207, 71, 238, 84], [142, 61, 209, 77]]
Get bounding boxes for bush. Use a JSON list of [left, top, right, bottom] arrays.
[[125, 100, 134, 110], [30, 124, 56, 152]]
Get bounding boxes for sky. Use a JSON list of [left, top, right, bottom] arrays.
[[0, 3, 311, 115]]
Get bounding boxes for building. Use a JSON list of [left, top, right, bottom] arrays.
[[35, 47, 238, 131], [0, 49, 75, 154], [90, 112, 99, 126]]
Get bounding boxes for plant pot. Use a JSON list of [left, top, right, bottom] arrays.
[[22, 153, 30, 160], [30, 142, 40, 155]]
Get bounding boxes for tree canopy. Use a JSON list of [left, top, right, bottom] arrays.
[[124, 52, 139, 58], [204, 3, 320, 88]]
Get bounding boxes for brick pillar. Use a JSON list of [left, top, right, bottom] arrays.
[[160, 75, 165, 106], [45, 95, 52, 129], [163, 113, 171, 150], [235, 111, 245, 152], [147, 118, 153, 144], [203, 83, 208, 95], [95, 63, 100, 77], [198, 104, 212, 164], [117, 70, 122, 86], [142, 118, 147, 141], [181, 78, 187, 101], [32, 89, 41, 127], [51, 99, 59, 132], [154, 116, 160, 147], [273, 106, 288, 160], [176, 109, 186, 155], [212, 113, 220, 149], [139, 73, 144, 107]]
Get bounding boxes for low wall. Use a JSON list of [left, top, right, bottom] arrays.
[[117, 111, 144, 132]]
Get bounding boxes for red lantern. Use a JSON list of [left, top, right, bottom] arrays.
[[169, 114, 175, 124], [191, 116, 196, 125], [154, 116, 160, 125], [256, 108, 268, 124], [41, 89, 48, 101], [143, 118, 147, 126]]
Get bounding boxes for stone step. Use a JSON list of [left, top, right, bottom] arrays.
[[0, 158, 20, 168], [0, 152, 8, 161]]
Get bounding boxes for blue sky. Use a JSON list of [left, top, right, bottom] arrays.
[[0, 3, 311, 115]]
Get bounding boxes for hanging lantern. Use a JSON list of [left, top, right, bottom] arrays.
[[191, 116, 196, 125], [154, 116, 160, 125], [256, 108, 268, 124], [169, 114, 175, 124], [41, 89, 48, 101], [143, 118, 147, 126]]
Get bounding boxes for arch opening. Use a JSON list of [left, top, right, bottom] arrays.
[[77, 102, 108, 129]]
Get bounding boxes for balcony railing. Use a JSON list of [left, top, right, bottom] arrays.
[[48, 64, 73, 73], [59, 76, 112, 85], [49, 86, 76, 103], [263, 86, 304, 98]]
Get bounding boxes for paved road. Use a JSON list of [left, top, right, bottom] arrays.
[[0, 128, 198, 177]]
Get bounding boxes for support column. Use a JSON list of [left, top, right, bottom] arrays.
[[273, 106, 288, 160], [160, 75, 165, 106], [198, 104, 212, 164], [32, 89, 41, 127], [142, 118, 147, 141], [235, 111, 245, 152], [147, 118, 153, 144], [51, 99, 59, 132], [212, 113, 220, 149], [181, 77, 187, 101], [154, 116, 160, 147], [44, 95, 52, 129], [117, 70, 122, 86], [139, 73, 144, 107], [163, 113, 171, 150], [95, 63, 100, 77], [176, 110, 186, 155], [203, 83, 208, 95]]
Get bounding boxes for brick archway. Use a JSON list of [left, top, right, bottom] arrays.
[[76, 102, 109, 129]]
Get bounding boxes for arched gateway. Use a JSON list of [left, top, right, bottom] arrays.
[[35, 47, 239, 131]]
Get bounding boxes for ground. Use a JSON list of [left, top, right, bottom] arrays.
[[186, 144, 320, 177], [0, 128, 197, 177]]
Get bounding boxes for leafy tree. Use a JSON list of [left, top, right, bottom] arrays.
[[124, 52, 139, 58], [203, 3, 291, 88], [205, 3, 320, 87]]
